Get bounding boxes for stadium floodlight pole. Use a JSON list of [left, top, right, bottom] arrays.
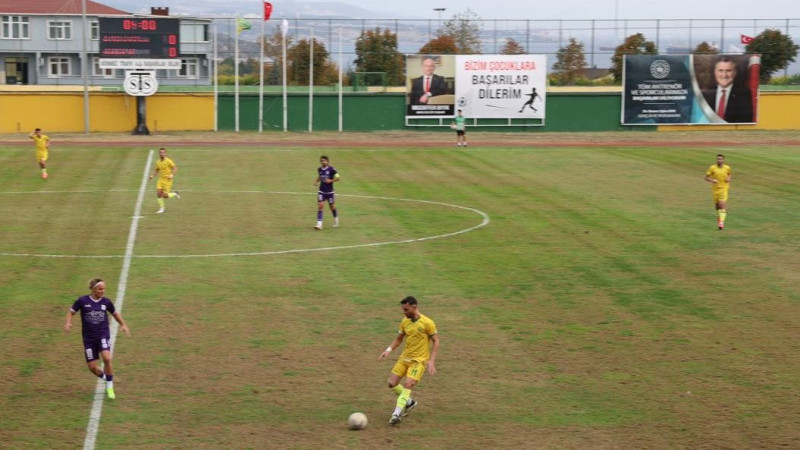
[[309, 26, 314, 133], [81, 0, 89, 134], [281, 18, 289, 132], [434, 7, 445, 24]]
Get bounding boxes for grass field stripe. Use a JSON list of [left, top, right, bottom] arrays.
[[82, 149, 154, 450], [133, 197, 491, 258], [0, 192, 489, 258]]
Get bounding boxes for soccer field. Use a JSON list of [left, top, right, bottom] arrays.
[[0, 133, 798, 449]]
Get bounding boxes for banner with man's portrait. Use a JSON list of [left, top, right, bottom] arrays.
[[405, 55, 456, 117], [622, 54, 759, 125]]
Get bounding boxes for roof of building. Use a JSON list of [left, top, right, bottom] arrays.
[[0, 0, 129, 15]]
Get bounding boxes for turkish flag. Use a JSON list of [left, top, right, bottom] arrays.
[[264, 2, 273, 21], [741, 34, 754, 45]]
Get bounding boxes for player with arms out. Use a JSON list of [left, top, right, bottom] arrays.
[[705, 153, 732, 230], [378, 296, 440, 426], [29, 128, 50, 179], [64, 278, 130, 399], [148, 147, 180, 214], [314, 155, 340, 230]]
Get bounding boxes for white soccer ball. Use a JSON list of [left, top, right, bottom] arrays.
[[348, 412, 368, 430]]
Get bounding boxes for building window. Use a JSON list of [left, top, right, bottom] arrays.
[[92, 57, 114, 77], [48, 20, 72, 40], [179, 23, 209, 42], [1, 16, 30, 39], [91, 21, 99, 40], [48, 57, 71, 77], [177, 58, 199, 78]]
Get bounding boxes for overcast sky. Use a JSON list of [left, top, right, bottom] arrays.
[[115, 0, 798, 21], [301, 0, 795, 21]]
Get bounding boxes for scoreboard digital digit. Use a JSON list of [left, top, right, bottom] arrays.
[[99, 18, 180, 58]]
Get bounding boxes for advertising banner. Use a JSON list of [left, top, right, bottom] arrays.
[[405, 54, 547, 120], [455, 54, 547, 119], [406, 55, 456, 117], [622, 54, 759, 124]]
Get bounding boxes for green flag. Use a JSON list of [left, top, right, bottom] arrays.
[[236, 18, 252, 35]]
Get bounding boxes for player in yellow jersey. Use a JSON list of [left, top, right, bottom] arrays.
[[29, 128, 50, 179], [148, 147, 181, 214], [378, 296, 439, 426], [705, 153, 732, 230]]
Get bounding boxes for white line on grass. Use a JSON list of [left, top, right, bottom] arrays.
[[82, 149, 154, 450], [0, 191, 490, 259]]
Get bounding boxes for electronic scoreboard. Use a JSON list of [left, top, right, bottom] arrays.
[[99, 18, 180, 58]]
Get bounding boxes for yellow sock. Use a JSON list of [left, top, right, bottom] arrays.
[[719, 209, 727, 223], [396, 388, 411, 409], [41, 168, 47, 174], [158, 198, 165, 208], [168, 192, 177, 199], [392, 385, 404, 395]]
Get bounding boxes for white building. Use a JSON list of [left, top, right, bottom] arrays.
[[0, 1, 213, 86]]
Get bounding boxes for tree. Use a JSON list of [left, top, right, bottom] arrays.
[[260, 27, 293, 85], [419, 35, 458, 55], [354, 27, 405, 86], [436, 9, 482, 54], [745, 29, 799, 83], [693, 41, 719, 55], [552, 37, 587, 85], [287, 38, 338, 85], [500, 38, 526, 55], [610, 33, 657, 82], [218, 57, 235, 76]]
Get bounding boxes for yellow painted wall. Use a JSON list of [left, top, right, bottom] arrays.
[[0, 89, 796, 133], [0, 92, 213, 133], [658, 91, 800, 131]]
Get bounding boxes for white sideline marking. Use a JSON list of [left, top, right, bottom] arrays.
[[82, 150, 154, 450], [0, 191, 490, 259]]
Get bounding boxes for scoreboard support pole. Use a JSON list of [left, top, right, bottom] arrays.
[[122, 71, 158, 135], [133, 97, 150, 135]]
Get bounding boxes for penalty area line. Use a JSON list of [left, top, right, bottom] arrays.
[[82, 149, 154, 450]]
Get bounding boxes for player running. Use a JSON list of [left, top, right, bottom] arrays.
[[64, 278, 130, 399], [148, 147, 181, 214], [378, 296, 440, 426], [29, 128, 50, 179], [705, 153, 732, 230]]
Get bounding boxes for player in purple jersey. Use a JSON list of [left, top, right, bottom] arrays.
[[64, 278, 130, 399], [313, 155, 340, 230]]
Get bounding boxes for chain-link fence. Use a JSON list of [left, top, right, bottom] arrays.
[[222, 16, 800, 87]]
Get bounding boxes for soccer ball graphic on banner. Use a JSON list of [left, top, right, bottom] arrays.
[[348, 412, 368, 430]]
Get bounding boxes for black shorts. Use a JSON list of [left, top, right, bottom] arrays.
[[456, 130, 465, 136], [82, 336, 111, 362], [318, 192, 335, 204]]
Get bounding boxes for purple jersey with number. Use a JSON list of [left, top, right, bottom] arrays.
[[318, 165, 338, 194], [71, 295, 116, 341]]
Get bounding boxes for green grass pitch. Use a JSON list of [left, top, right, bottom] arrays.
[[0, 135, 798, 448]]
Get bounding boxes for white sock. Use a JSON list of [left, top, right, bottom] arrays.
[[393, 406, 403, 416], [107, 380, 114, 389]]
